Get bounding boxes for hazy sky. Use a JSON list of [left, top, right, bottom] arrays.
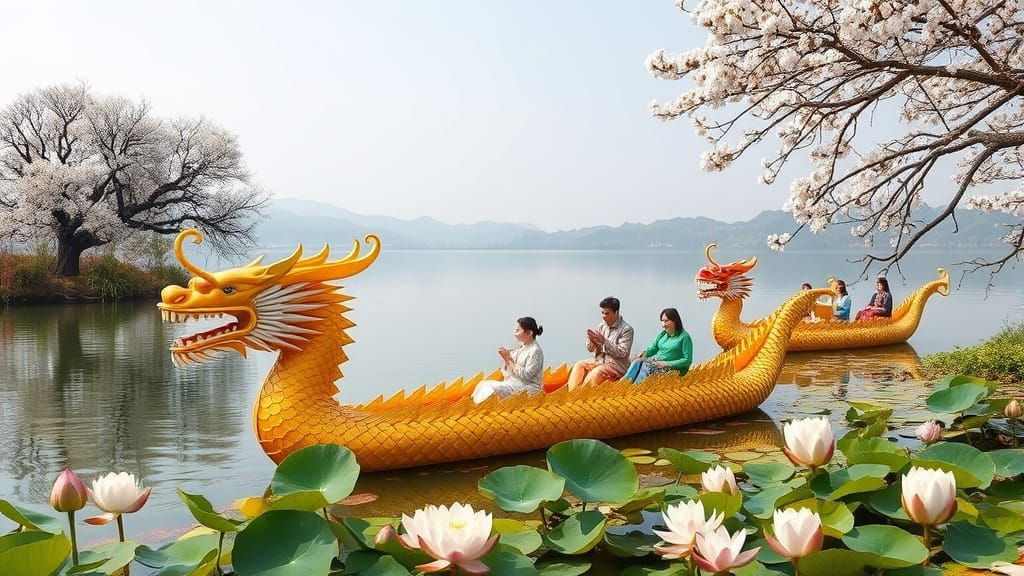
[[1, 1, 892, 231]]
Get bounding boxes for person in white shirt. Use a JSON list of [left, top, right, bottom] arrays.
[[472, 317, 545, 404]]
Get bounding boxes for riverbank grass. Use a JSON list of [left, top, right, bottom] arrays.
[[924, 322, 1024, 383], [0, 250, 187, 303]]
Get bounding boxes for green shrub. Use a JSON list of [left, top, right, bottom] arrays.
[[924, 322, 1024, 383], [81, 254, 150, 300]]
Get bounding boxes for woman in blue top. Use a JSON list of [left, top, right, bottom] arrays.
[[625, 308, 693, 384], [833, 279, 851, 321]]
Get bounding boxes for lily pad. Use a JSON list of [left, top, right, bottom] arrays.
[[782, 498, 855, 538], [742, 462, 796, 486], [866, 484, 909, 521], [698, 491, 742, 518], [743, 479, 810, 519], [620, 448, 652, 457], [543, 510, 607, 555], [602, 531, 660, 558], [656, 448, 719, 474], [535, 559, 592, 576], [926, 383, 988, 414], [840, 525, 928, 568], [69, 541, 140, 575], [980, 504, 1024, 534], [0, 500, 65, 534], [943, 521, 1019, 568], [492, 519, 543, 555], [797, 549, 874, 576], [724, 451, 762, 462], [177, 489, 245, 533], [621, 563, 689, 576], [135, 531, 220, 568], [270, 444, 360, 511], [916, 442, 995, 489], [662, 484, 699, 504], [547, 439, 638, 504], [0, 531, 71, 576], [809, 464, 889, 500], [342, 551, 411, 576], [838, 437, 910, 473], [233, 510, 337, 576], [483, 543, 538, 576], [989, 449, 1024, 478], [479, 465, 565, 513]]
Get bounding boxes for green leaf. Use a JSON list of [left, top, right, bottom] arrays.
[[750, 538, 789, 566], [150, 552, 221, 576], [233, 510, 337, 576], [614, 487, 665, 514], [68, 541, 139, 575], [839, 437, 910, 474], [698, 490, 742, 518], [543, 510, 607, 555], [135, 531, 220, 568], [0, 500, 65, 534], [270, 444, 360, 511], [867, 484, 909, 521], [926, 383, 988, 413], [479, 466, 565, 513], [177, 489, 245, 533], [743, 462, 796, 486], [535, 559, 592, 576], [742, 479, 809, 519], [809, 464, 889, 500], [916, 442, 995, 488], [491, 521, 543, 556], [980, 504, 1024, 534], [943, 521, 1019, 568], [547, 439, 638, 504], [342, 551, 411, 576], [781, 498, 855, 538], [840, 525, 928, 568], [483, 543, 537, 576], [990, 449, 1024, 478], [934, 374, 997, 395], [732, 560, 791, 576], [656, 448, 719, 474], [662, 484, 699, 504], [0, 531, 70, 576], [797, 549, 873, 576], [601, 530, 659, 558], [621, 563, 689, 576]]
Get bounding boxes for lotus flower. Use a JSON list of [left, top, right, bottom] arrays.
[[901, 467, 957, 526], [692, 525, 760, 574], [50, 469, 88, 513], [398, 502, 498, 574], [653, 500, 725, 559], [915, 420, 944, 445], [1005, 399, 1023, 420], [701, 465, 738, 495], [783, 416, 835, 470], [85, 472, 151, 531], [374, 524, 397, 546], [763, 508, 823, 560]]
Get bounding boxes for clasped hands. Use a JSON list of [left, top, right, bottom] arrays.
[[586, 329, 605, 347]]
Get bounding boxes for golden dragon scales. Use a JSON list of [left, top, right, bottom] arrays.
[[159, 230, 826, 472], [696, 243, 949, 352]]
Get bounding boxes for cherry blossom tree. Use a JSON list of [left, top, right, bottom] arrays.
[[649, 0, 1024, 280], [0, 83, 268, 276]]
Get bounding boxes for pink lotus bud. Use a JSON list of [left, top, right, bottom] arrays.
[[764, 508, 823, 560], [50, 469, 88, 513], [783, 417, 835, 469], [701, 465, 738, 495], [1005, 400, 1023, 420], [901, 467, 957, 526], [915, 420, 944, 445], [374, 524, 397, 546]]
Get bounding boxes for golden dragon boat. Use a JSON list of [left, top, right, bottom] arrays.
[[696, 243, 949, 352], [159, 230, 827, 472]]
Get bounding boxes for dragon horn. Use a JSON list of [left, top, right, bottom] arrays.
[[174, 229, 218, 285], [705, 243, 720, 268], [264, 245, 305, 280]]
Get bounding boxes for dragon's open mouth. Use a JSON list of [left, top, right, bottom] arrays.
[[696, 278, 725, 300], [158, 306, 254, 365]]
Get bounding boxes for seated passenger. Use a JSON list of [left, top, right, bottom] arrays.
[[855, 277, 893, 320], [625, 307, 693, 384], [472, 317, 545, 404], [833, 279, 851, 321], [800, 283, 816, 321], [566, 297, 634, 390]]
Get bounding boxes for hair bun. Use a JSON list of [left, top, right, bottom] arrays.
[[535, 326, 544, 336]]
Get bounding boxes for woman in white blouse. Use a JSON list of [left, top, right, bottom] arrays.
[[472, 317, 545, 404]]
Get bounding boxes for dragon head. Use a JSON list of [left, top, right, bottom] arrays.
[[158, 229, 380, 366], [695, 243, 758, 301]]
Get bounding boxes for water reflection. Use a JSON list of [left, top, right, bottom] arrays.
[[342, 412, 783, 517], [776, 343, 924, 400], [0, 302, 259, 513]]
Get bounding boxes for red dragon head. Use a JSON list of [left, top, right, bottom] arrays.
[[695, 243, 758, 301]]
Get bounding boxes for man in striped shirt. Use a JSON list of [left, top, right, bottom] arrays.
[[566, 296, 634, 390]]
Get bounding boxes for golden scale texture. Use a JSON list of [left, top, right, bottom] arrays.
[[697, 245, 949, 352], [162, 231, 833, 472]]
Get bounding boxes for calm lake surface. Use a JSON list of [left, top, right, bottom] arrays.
[[1, 248, 1022, 549]]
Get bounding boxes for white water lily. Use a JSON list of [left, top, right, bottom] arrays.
[[783, 416, 835, 469], [88, 472, 151, 516], [653, 499, 724, 559], [693, 525, 760, 573], [399, 502, 498, 574], [901, 467, 957, 526], [764, 508, 823, 559], [701, 465, 738, 495]]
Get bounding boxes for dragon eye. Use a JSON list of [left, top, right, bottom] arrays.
[[222, 286, 236, 294]]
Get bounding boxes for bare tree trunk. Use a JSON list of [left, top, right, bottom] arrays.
[[53, 231, 100, 277]]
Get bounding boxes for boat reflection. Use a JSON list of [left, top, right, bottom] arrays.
[[777, 343, 923, 399], [338, 411, 782, 517]]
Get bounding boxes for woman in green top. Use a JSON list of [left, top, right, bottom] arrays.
[[624, 308, 693, 383]]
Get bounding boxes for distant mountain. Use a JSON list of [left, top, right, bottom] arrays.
[[256, 199, 1017, 251]]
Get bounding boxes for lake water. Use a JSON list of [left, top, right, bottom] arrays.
[[1, 248, 1022, 550]]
